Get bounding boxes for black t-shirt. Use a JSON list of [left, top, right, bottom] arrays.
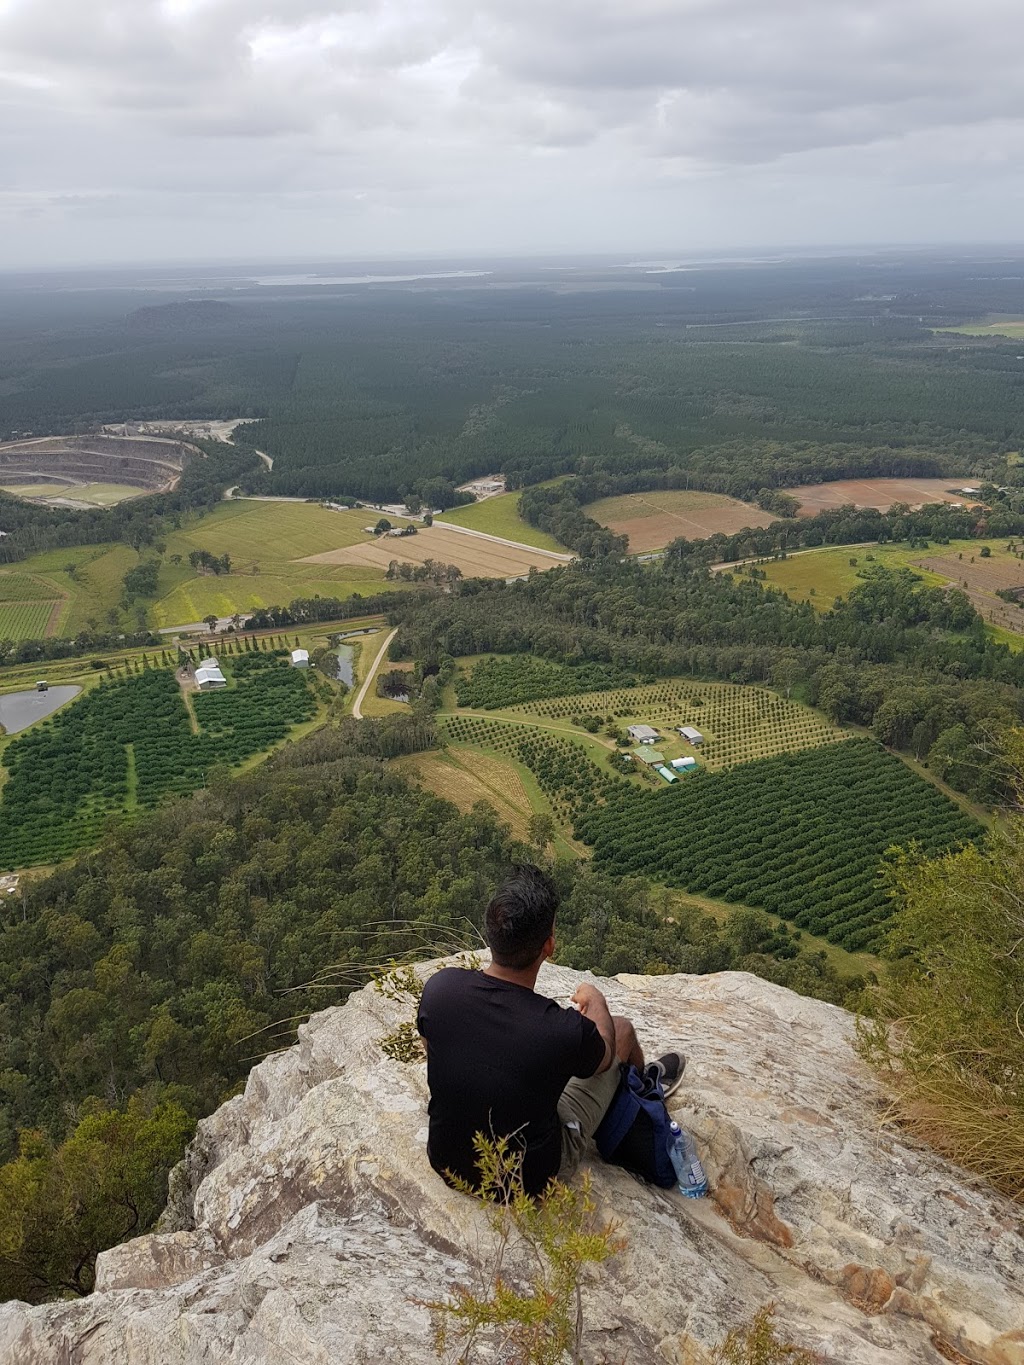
[[416, 968, 606, 1196]]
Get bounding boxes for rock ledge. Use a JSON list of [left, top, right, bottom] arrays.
[[1, 962, 1022, 1364]]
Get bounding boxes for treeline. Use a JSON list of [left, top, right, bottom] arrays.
[[0, 438, 262, 564], [0, 713, 862, 1303], [390, 559, 1024, 804]]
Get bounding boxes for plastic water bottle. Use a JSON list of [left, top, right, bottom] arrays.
[[668, 1120, 708, 1198]]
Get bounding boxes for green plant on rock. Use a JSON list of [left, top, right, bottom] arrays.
[[424, 1133, 624, 1365], [706, 1306, 823, 1364]]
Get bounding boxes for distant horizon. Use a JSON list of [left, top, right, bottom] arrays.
[[5, 241, 1024, 281]]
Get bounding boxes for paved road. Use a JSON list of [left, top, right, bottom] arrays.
[[352, 628, 398, 719]]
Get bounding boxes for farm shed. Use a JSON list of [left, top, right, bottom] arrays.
[[195, 661, 227, 690], [632, 748, 665, 766], [656, 765, 678, 784], [671, 756, 698, 771], [628, 724, 660, 744], [291, 649, 310, 668], [678, 726, 704, 745]]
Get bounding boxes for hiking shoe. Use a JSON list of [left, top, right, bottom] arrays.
[[648, 1052, 686, 1099]]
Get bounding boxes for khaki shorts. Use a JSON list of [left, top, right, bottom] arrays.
[[557, 1063, 623, 1176]]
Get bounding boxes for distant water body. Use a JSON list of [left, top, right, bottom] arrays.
[[253, 271, 491, 287], [0, 685, 80, 735]]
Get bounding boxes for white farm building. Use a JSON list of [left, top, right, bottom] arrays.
[[195, 660, 227, 690], [671, 756, 698, 772], [628, 724, 660, 744], [291, 649, 310, 668], [678, 725, 704, 745]]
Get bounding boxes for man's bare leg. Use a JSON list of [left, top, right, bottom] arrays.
[[612, 1015, 644, 1071]]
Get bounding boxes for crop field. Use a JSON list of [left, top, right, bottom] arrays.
[[167, 499, 405, 565], [436, 493, 567, 552], [456, 657, 637, 709], [0, 654, 316, 868], [781, 477, 977, 516], [584, 489, 775, 553], [301, 523, 566, 578], [0, 601, 59, 640], [438, 720, 978, 949], [507, 678, 846, 770], [577, 739, 981, 951]]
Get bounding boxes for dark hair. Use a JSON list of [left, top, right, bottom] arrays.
[[485, 863, 559, 970]]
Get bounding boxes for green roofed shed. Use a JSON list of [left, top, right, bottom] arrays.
[[632, 748, 665, 766]]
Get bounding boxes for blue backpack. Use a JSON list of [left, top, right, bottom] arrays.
[[593, 1063, 676, 1188]]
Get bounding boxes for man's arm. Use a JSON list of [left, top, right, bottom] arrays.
[[571, 983, 616, 1073]]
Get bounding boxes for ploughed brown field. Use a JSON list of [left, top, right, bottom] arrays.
[[916, 550, 1024, 636], [784, 478, 978, 516], [584, 490, 775, 553], [299, 524, 567, 578]]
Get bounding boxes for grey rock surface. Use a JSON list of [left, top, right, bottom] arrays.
[[1, 961, 1022, 1364]]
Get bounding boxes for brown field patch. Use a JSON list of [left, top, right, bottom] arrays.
[[915, 550, 1024, 636], [585, 490, 775, 553], [784, 477, 979, 517], [299, 524, 564, 578], [392, 749, 533, 837]]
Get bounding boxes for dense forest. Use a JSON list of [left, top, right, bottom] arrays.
[[3, 257, 1024, 522]]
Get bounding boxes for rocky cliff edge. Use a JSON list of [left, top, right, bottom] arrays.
[[1, 961, 1022, 1364]]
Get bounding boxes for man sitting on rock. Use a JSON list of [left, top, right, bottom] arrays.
[[416, 862, 684, 1198]]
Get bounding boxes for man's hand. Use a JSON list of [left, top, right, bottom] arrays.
[[571, 983, 607, 1017], [571, 982, 616, 1072]]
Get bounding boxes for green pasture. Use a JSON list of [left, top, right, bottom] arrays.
[[436, 492, 566, 552], [1, 501, 415, 637], [150, 566, 389, 628], [936, 319, 1024, 338], [753, 540, 993, 606], [165, 499, 408, 565]]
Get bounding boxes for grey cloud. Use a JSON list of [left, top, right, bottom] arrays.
[[0, 0, 1023, 262]]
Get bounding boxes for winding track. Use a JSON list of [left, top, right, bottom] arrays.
[[352, 628, 398, 719]]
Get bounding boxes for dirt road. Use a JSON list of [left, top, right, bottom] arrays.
[[352, 628, 398, 719]]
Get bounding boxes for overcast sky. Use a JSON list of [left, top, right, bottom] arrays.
[[2, 0, 1023, 267]]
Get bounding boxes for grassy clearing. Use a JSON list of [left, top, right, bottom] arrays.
[[392, 749, 534, 839], [936, 319, 1024, 338], [436, 493, 566, 552], [0, 483, 76, 499], [150, 567, 386, 628], [755, 539, 1024, 648], [433, 724, 583, 857]]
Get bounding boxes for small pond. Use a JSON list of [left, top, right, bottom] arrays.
[[0, 685, 81, 735], [333, 643, 355, 687]]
